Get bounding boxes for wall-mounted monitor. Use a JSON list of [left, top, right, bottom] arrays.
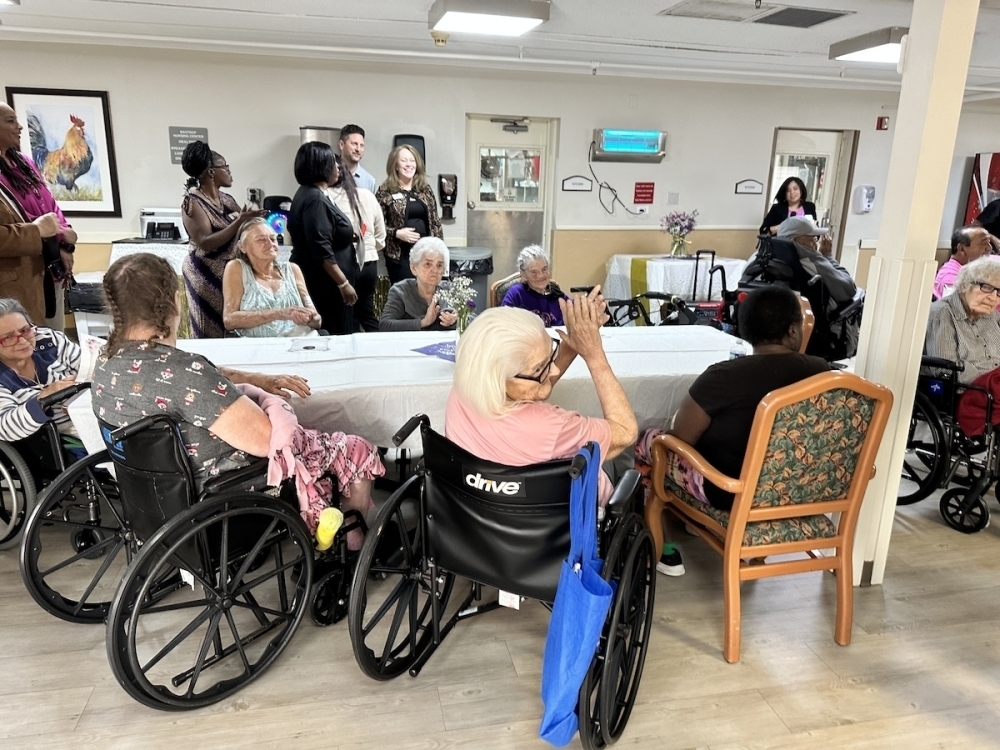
[[591, 129, 667, 163]]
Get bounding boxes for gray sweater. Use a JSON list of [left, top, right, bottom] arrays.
[[379, 279, 455, 332]]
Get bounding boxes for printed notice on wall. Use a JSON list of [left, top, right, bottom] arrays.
[[169, 127, 209, 165]]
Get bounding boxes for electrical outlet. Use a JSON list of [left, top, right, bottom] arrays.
[[247, 187, 263, 205], [636, 206, 649, 215]]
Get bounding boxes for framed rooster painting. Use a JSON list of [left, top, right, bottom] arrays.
[[5, 87, 122, 217]]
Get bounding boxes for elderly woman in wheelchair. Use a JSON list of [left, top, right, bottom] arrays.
[[345, 289, 654, 748], [16, 252, 385, 709], [0, 297, 92, 548], [914, 255, 1000, 531]]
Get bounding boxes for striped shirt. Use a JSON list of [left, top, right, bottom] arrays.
[[925, 293, 1000, 384], [0, 328, 81, 442]]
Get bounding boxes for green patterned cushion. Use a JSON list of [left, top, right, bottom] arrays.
[[666, 477, 837, 547], [752, 388, 876, 508]]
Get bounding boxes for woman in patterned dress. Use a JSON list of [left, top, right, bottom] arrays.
[[180, 141, 264, 338]]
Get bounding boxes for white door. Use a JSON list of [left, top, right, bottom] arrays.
[[465, 115, 558, 288]]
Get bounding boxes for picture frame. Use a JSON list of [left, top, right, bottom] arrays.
[[5, 87, 122, 217]]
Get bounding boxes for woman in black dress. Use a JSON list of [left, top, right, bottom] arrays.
[[760, 177, 817, 236], [288, 142, 361, 335]]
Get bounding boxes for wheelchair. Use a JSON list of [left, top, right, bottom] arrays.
[[720, 234, 865, 361], [898, 355, 1000, 533], [19, 413, 364, 709], [0, 382, 93, 550], [348, 415, 656, 749]]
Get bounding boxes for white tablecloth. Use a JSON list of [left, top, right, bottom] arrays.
[[68, 327, 736, 453], [604, 254, 747, 305]]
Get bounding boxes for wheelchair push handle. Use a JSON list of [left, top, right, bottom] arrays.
[[393, 414, 430, 446], [38, 381, 91, 409]]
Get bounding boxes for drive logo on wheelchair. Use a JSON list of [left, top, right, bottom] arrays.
[[465, 471, 526, 497]]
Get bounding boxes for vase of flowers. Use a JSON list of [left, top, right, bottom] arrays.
[[660, 209, 699, 257], [437, 276, 477, 338]]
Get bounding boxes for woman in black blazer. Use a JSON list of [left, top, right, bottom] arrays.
[[760, 177, 817, 235], [288, 141, 361, 335]]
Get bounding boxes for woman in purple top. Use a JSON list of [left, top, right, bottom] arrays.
[[501, 245, 568, 327]]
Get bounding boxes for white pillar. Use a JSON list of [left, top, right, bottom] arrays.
[[854, 0, 980, 585]]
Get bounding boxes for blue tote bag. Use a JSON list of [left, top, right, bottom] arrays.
[[539, 443, 614, 746]]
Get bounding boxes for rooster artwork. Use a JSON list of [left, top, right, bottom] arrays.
[[27, 112, 96, 197]]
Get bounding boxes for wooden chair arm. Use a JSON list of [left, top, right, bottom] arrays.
[[650, 434, 744, 494]]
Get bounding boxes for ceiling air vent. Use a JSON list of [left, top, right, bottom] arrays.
[[752, 7, 849, 27], [658, 0, 777, 23]]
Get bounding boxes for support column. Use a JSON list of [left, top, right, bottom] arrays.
[[854, 0, 980, 585]]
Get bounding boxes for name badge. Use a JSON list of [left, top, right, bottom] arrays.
[[391, 192, 404, 200]]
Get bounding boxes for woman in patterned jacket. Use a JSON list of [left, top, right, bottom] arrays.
[[376, 145, 443, 285]]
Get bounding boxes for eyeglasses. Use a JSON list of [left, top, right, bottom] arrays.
[[0, 325, 37, 347], [975, 281, 1000, 297], [213, 164, 231, 172], [514, 338, 560, 383], [524, 266, 550, 278]]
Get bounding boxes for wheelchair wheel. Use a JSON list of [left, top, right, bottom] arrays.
[[310, 563, 351, 627], [578, 514, 656, 749], [0, 441, 37, 550], [19, 451, 130, 623], [898, 392, 948, 505], [939, 487, 990, 534], [349, 475, 455, 680], [106, 493, 312, 710]]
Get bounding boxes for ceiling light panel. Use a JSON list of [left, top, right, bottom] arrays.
[[429, 0, 549, 37]]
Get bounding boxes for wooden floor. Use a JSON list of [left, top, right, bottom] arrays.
[[5, 491, 1000, 750]]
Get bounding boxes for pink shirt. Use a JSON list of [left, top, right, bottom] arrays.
[[445, 390, 614, 503], [0, 155, 72, 239], [933, 257, 962, 300]]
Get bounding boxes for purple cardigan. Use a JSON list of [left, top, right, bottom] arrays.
[[501, 282, 566, 326]]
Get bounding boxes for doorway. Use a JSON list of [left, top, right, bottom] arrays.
[[765, 128, 860, 259], [465, 115, 559, 285]]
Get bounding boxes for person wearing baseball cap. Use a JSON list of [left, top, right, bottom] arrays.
[[775, 216, 857, 305]]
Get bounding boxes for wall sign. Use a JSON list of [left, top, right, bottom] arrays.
[[735, 179, 764, 195], [633, 181, 655, 204], [169, 126, 209, 165], [561, 175, 593, 192], [876, 116, 891, 131]]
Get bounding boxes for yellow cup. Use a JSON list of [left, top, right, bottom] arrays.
[[315, 507, 344, 551]]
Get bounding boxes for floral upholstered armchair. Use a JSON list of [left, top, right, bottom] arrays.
[[647, 371, 892, 663]]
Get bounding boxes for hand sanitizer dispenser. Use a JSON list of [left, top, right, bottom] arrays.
[[853, 185, 876, 214]]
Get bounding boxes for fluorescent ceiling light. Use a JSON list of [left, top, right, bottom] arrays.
[[0, 0, 21, 5], [830, 26, 907, 64], [429, 0, 549, 37]]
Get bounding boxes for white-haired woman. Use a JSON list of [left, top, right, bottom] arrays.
[[379, 237, 457, 332], [222, 218, 321, 337], [446, 289, 637, 504], [926, 255, 1000, 436], [501, 244, 568, 326]]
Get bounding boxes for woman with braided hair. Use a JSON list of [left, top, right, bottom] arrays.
[[93, 253, 383, 548], [180, 140, 265, 338]]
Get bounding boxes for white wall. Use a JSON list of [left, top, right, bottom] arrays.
[[1, 40, 994, 249]]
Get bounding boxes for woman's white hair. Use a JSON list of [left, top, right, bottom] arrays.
[[235, 217, 270, 254], [454, 307, 550, 418], [410, 237, 448, 268], [956, 255, 1000, 298], [0, 298, 31, 324], [516, 244, 549, 272]]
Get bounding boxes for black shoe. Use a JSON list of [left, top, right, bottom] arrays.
[[656, 549, 685, 577]]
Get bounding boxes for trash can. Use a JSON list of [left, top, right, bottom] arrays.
[[449, 247, 493, 312]]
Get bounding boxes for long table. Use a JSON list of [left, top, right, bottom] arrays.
[[68, 327, 736, 453]]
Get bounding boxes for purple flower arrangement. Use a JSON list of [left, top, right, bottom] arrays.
[[660, 209, 699, 238]]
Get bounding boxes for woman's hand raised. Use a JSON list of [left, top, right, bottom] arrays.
[[558, 286, 607, 361]]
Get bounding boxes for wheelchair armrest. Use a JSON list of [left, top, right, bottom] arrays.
[[921, 355, 964, 373], [202, 458, 271, 494], [806, 273, 823, 288], [606, 469, 640, 518], [829, 289, 865, 323], [109, 414, 178, 442], [570, 286, 596, 294], [38, 381, 90, 409]]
